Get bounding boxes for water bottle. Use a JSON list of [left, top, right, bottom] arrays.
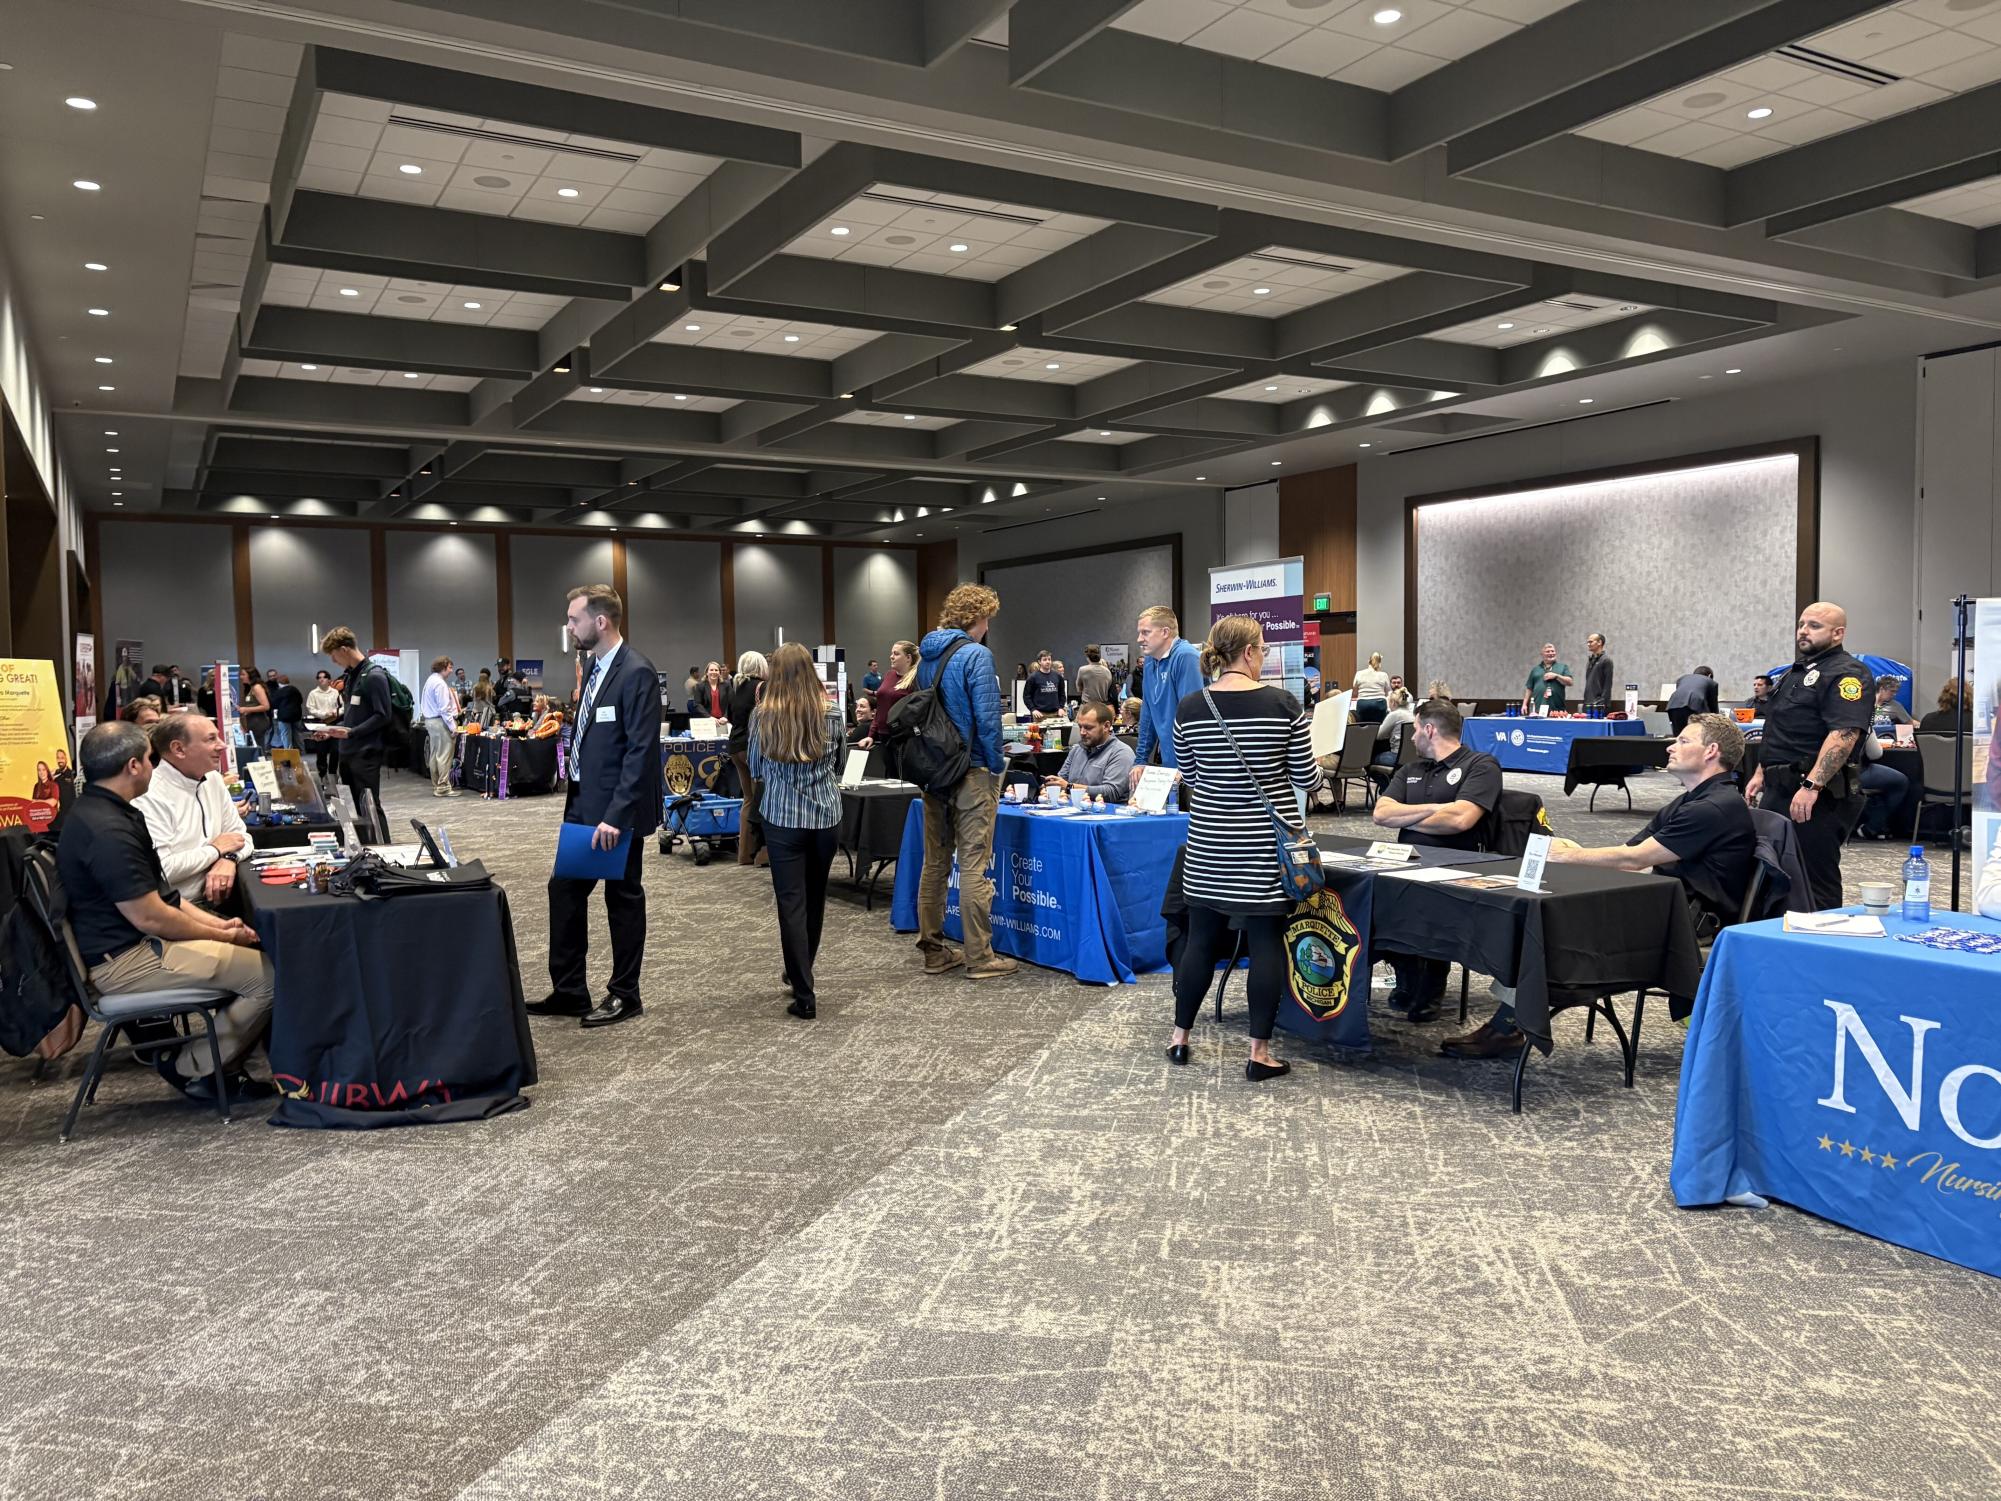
[[1901, 846, 1930, 922]]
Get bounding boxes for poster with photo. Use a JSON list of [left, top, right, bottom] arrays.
[[73, 635, 96, 735], [110, 638, 145, 718], [0, 660, 73, 833]]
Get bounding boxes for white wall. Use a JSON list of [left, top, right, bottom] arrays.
[[249, 525, 369, 676], [625, 536, 723, 680], [832, 548, 920, 666], [100, 522, 236, 675], [1357, 357, 1917, 692], [385, 530, 498, 674], [733, 542, 823, 651], [1223, 481, 1279, 565], [513, 535, 614, 664]]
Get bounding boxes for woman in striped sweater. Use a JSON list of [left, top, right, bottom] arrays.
[[1166, 615, 1321, 1081]]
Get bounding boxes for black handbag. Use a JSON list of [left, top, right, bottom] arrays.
[[1201, 688, 1325, 902]]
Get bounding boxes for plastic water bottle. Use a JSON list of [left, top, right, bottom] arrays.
[[1901, 846, 1931, 922]]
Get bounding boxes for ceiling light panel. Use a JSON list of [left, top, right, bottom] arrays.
[[235, 358, 479, 392], [1901, 168, 2001, 228], [1143, 246, 1408, 315], [648, 309, 876, 358], [566, 388, 741, 412], [300, 95, 720, 234], [958, 347, 1138, 383], [783, 189, 1109, 281], [1109, 0, 1575, 93], [1427, 297, 1651, 347], [1211, 375, 1353, 403], [258, 265, 569, 329]]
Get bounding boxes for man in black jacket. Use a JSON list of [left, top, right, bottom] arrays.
[[531, 584, 664, 1030], [313, 627, 395, 843]]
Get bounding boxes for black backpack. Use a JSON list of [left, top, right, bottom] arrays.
[[1, 855, 81, 1059], [885, 637, 974, 794]]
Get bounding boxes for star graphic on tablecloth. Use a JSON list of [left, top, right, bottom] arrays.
[[1817, 1134, 1834, 1151], [1879, 1151, 1898, 1170], [1860, 1146, 1877, 1165], [1839, 1140, 1856, 1157]]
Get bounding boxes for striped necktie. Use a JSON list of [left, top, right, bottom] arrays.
[[571, 657, 605, 776]]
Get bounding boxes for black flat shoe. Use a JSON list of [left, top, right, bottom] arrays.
[[786, 997, 816, 1021], [1165, 1043, 1191, 1065], [525, 993, 592, 1018], [580, 996, 643, 1029], [1246, 1058, 1291, 1082]]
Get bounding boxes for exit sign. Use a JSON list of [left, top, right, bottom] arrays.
[[1310, 593, 1331, 613]]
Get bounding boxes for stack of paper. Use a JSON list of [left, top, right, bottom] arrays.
[[1783, 911, 1887, 938]]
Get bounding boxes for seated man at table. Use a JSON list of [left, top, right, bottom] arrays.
[[135, 713, 249, 908], [1370, 700, 1504, 1022], [57, 722, 275, 1103], [1443, 712, 1756, 1060], [1045, 702, 1134, 802]]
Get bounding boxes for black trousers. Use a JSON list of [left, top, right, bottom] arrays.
[[1386, 954, 1450, 1003], [1668, 706, 1692, 735], [314, 736, 340, 782], [547, 791, 647, 1003], [763, 821, 838, 1003], [1171, 904, 1289, 1041], [338, 750, 388, 844], [1355, 699, 1387, 724], [1759, 766, 1851, 911]]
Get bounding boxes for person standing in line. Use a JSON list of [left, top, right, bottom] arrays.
[[531, 584, 664, 1030], [312, 628, 394, 844], [1163, 616, 1321, 1080], [1127, 605, 1205, 796], [1665, 665, 1720, 735], [727, 651, 770, 866], [1351, 652, 1392, 723], [1581, 633, 1616, 714], [914, 583, 1016, 981], [748, 642, 847, 1020], [419, 655, 462, 798], [1076, 646, 1114, 710], [1520, 643, 1572, 715]]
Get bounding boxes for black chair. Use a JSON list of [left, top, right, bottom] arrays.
[[1331, 723, 1382, 811], [22, 849, 239, 1143], [1365, 723, 1409, 797], [1913, 733, 1973, 844]]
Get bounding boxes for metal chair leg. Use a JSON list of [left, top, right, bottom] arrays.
[[1585, 1007, 1596, 1043], [198, 1009, 232, 1124], [1457, 967, 1469, 1026], [1510, 1035, 1533, 1114], [59, 1021, 119, 1143], [1212, 931, 1248, 1023]]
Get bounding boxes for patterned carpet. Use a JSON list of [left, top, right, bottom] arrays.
[[0, 763, 1992, 1500]]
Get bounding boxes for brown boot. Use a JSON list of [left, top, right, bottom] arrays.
[[923, 947, 965, 975]]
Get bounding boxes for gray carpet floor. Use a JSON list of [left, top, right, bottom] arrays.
[[0, 764, 1993, 1500]]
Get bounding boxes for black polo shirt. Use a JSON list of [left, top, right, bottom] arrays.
[[1632, 773, 1755, 917], [1760, 648, 1873, 770], [55, 783, 181, 966], [1386, 743, 1504, 850]]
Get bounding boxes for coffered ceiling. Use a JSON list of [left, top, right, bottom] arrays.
[[9, 0, 2001, 542]]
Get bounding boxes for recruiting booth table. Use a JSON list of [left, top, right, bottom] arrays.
[[1464, 715, 1649, 774], [1672, 910, 2001, 1279], [242, 866, 535, 1128], [458, 734, 559, 798], [889, 802, 1186, 984], [839, 784, 918, 907]]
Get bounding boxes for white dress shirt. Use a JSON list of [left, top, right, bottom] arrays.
[[135, 760, 249, 901], [420, 672, 458, 723]]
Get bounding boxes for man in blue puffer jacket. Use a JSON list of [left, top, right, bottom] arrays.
[[913, 583, 1016, 980], [1128, 603, 1205, 795]]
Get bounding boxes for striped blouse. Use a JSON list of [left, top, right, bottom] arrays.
[[747, 703, 846, 830], [1171, 684, 1321, 914]]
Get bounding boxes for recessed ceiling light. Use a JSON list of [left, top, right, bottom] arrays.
[[339, 288, 359, 297], [449, 520, 458, 527], [299, 363, 317, 371], [1725, 367, 1742, 374], [1264, 385, 1277, 392], [830, 226, 850, 236], [903, 413, 917, 420], [659, 279, 679, 292], [1271, 460, 1281, 466], [1098, 430, 1112, 436], [1195, 475, 1206, 481], [105, 448, 117, 453], [1044, 362, 1061, 370], [87, 307, 107, 316], [1001, 323, 1017, 332], [949, 243, 968, 253], [462, 300, 481, 309], [1252, 287, 1271, 296], [1359, 442, 1372, 448], [84, 261, 106, 271], [1747, 106, 1773, 120], [783, 334, 800, 342], [684, 323, 700, 332], [403, 371, 420, 379], [65, 97, 97, 110], [553, 364, 569, 374], [97, 384, 113, 390], [1578, 397, 1593, 404], [589, 386, 603, 393], [103, 430, 116, 435], [1497, 322, 1514, 330], [1373, 7, 1402, 22], [673, 393, 689, 401], [398, 163, 422, 175], [93, 356, 112, 364], [112, 500, 122, 506], [556, 187, 579, 198], [840, 392, 854, 399], [72, 179, 100, 191]]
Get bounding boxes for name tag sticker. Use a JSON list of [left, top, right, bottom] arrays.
[[595, 705, 617, 723], [350, 694, 361, 705]]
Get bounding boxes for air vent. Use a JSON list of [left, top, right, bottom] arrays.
[[1773, 44, 1899, 89], [1249, 250, 1357, 275], [387, 114, 643, 163], [1542, 298, 1601, 312]]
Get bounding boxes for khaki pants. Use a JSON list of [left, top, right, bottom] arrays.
[[917, 769, 999, 967], [424, 717, 454, 791], [90, 937, 276, 1080]]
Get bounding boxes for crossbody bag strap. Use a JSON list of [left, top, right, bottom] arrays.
[[1201, 687, 1300, 834]]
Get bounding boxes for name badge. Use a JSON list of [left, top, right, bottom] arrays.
[[595, 705, 617, 723], [350, 694, 361, 705]]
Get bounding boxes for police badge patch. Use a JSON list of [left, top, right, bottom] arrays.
[[1286, 887, 1363, 1023], [1838, 677, 1863, 701]]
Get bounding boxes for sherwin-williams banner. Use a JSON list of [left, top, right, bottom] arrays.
[[0, 659, 72, 833], [1210, 556, 1307, 700]]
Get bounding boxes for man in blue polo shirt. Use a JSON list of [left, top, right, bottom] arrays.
[[1127, 604, 1204, 794]]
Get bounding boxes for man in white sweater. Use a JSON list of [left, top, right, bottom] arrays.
[[135, 713, 249, 907]]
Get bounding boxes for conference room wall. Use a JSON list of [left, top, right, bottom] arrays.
[[1224, 482, 1281, 565], [511, 535, 615, 666], [623, 537, 722, 683], [978, 542, 1176, 686], [733, 543, 823, 655], [1356, 357, 1917, 695], [98, 522, 238, 678], [248, 525, 369, 677], [832, 548, 920, 667], [384, 531, 498, 678]]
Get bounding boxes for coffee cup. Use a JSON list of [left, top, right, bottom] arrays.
[[1858, 881, 1894, 913]]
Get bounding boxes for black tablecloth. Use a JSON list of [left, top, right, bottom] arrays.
[[1562, 735, 1671, 796], [459, 734, 559, 797], [840, 784, 919, 876], [1323, 836, 1703, 1051], [242, 868, 535, 1128], [1002, 748, 1068, 779], [249, 820, 341, 850]]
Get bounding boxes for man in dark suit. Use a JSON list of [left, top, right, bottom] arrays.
[[530, 583, 663, 1030], [1666, 665, 1720, 735]]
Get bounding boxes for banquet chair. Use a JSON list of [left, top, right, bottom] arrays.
[[1331, 723, 1382, 811], [22, 849, 238, 1143], [1912, 733, 1973, 844]]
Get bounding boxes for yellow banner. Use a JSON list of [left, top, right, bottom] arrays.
[[0, 659, 73, 833]]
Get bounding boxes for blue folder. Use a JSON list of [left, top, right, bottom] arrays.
[[554, 821, 628, 879]]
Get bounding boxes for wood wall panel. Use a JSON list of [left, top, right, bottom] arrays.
[[1279, 463, 1358, 683], [915, 539, 958, 633]]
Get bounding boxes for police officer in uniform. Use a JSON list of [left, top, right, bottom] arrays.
[[1744, 601, 1873, 910]]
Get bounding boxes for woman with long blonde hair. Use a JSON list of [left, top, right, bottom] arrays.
[[747, 642, 847, 1020]]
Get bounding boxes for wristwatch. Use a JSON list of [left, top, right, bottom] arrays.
[[1801, 777, 1821, 792]]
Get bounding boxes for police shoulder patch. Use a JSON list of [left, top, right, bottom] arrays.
[[1838, 677, 1863, 701]]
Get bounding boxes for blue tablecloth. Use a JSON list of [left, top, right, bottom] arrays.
[[1672, 910, 2001, 1279], [888, 801, 1187, 983], [1463, 715, 1648, 773]]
